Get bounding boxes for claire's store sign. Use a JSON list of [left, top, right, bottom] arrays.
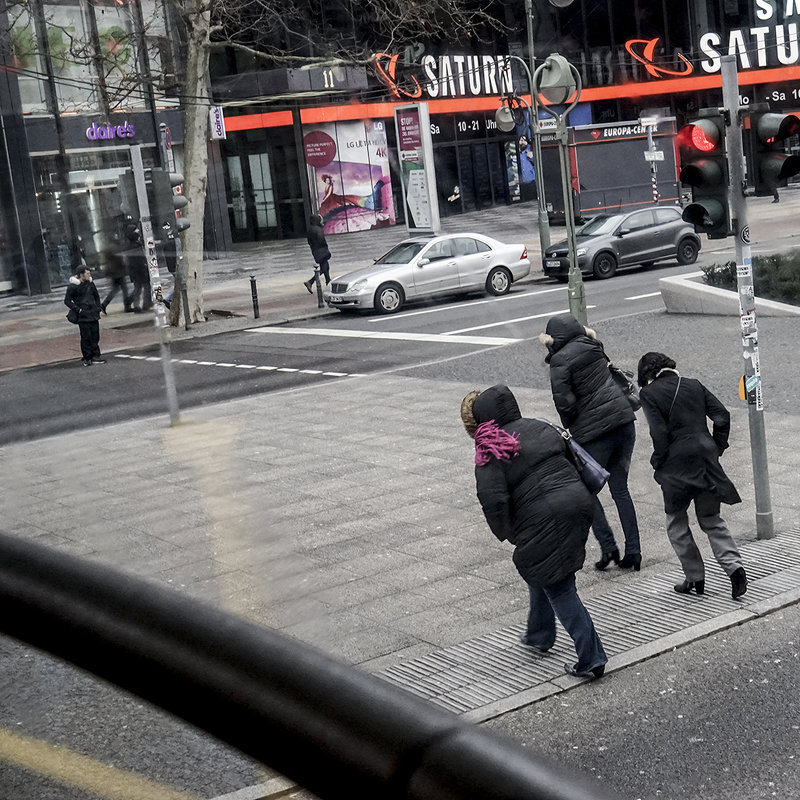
[[85, 120, 135, 141]]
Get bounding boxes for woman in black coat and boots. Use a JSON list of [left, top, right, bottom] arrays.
[[64, 266, 106, 366], [461, 385, 607, 680], [539, 313, 642, 571], [637, 352, 747, 599], [303, 214, 332, 293]]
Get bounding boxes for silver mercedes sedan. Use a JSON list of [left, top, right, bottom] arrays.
[[322, 233, 531, 314]]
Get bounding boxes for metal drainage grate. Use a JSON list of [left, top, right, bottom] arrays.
[[378, 529, 800, 720]]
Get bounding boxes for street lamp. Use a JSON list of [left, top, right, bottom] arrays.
[[532, 53, 587, 325]]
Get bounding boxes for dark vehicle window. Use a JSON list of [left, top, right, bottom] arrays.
[[425, 240, 455, 261], [578, 215, 616, 235], [452, 237, 488, 256], [654, 207, 681, 224], [378, 242, 426, 264], [619, 211, 654, 234]]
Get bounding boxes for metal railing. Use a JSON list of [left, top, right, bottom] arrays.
[[0, 531, 615, 800]]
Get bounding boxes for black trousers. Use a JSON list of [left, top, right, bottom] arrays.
[[78, 320, 101, 360], [102, 276, 132, 310]]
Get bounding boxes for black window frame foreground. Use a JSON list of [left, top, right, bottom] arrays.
[[0, 530, 616, 800]]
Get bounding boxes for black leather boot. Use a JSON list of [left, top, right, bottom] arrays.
[[618, 553, 642, 571], [594, 548, 620, 571], [674, 579, 705, 595], [730, 567, 748, 599]]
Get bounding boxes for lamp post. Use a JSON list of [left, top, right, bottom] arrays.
[[532, 53, 586, 325]]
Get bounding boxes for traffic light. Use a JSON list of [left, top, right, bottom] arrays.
[[148, 168, 189, 235], [678, 109, 731, 239], [118, 170, 139, 220], [750, 110, 800, 196]]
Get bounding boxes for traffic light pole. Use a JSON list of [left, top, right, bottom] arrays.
[[130, 145, 180, 426], [159, 123, 191, 331], [721, 55, 773, 539]]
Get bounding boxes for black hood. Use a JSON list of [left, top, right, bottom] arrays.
[[545, 313, 586, 353], [472, 384, 521, 428]]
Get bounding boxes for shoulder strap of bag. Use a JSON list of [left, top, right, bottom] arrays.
[[534, 417, 571, 441], [667, 376, 682, 418]]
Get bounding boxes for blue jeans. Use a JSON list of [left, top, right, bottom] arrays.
[[525, 574, 607, 672], [582, 421, 641, 556]]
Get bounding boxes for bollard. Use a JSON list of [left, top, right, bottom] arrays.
[[313, 266, 325, 309], [250, 275, 260, 319]]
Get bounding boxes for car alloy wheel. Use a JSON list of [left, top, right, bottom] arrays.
[[486, 266, 512, 296], [375, 282, 403, 314]]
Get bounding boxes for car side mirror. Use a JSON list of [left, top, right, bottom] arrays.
[[418, 257, 430, 266], [615, 229, 625, 237]]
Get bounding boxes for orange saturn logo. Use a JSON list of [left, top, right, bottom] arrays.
[[624, 38, 693, 78]]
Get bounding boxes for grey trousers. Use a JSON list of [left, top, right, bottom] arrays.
[[665, 500, 743, 581]]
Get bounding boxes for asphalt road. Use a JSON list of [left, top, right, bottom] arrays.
[[486, 602, 800, 800]]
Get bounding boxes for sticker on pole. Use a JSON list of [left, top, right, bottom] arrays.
[[740, 226, 750, 245]]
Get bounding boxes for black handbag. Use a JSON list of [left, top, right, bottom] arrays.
[[608, 363, 641, 411], [66, 308, 79, 324], [536, 419, 610, 494]]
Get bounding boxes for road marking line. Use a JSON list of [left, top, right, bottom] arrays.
[[256, 365, 277, 370], [277, 367, 298, 372], [145, 356, 160, 361], [196, 361, 215, 365], [366, 286, 565, 321], [300, 369, 323, 374], [179, 359, 198, 364], [216, 362, 236, 367], [323, 371, 348, 376], [245, 326, 520, 346], [234, 364, 257, 369], [445, 306, 596, 335], [625, 291, 662, 300]]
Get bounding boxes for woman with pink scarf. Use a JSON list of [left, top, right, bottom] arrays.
[[461, 384, 607, 680]]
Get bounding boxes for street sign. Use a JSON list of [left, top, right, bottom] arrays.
[[537, 118, 558, 131], [639, 116, 659, 127], [644, 150, 665, 161]]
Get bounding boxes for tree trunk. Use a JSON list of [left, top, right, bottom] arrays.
[[179, 3, 211, 324]]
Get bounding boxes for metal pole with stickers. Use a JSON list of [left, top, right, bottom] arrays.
[[130, 144, 180, 425], [720, 55, 773, 539]]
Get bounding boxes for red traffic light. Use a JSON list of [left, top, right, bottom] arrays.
[[678, 118, 722, 153]]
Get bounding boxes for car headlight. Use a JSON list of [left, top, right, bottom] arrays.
[[576, 248, 587, 257], [346, 279, 368, 293]]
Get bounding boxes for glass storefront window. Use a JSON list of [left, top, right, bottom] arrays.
[[8, 6, 48, 114]]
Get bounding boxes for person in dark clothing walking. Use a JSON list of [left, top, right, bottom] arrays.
[[461, 385, 607, 680], [303, 214, 332, 293], [100, 234, 133, 314], [637, 352, 747, 600], [539, 313, 642, 571], [64, 266, 106, 366], [124, 224, 150, 312]]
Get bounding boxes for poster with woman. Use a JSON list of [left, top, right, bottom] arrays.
[[303, 120, 395, 235]]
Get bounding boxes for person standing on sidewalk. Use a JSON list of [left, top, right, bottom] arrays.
[[64, 266, 106, 367], [303, 214, 332, 294], [637, 352, 747, 600], [538, 313, 642, 572], [461, 385, 607, 680]]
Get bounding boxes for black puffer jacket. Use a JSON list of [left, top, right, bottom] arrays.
[[640, 371, 741, 514], [307, 214, 330, 264], [471, 385, 593, 588], [64, 276, 101, 322], [541, 313, 634, 444]]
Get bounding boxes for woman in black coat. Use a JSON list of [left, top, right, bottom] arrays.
[[539, 313, 642, 571], [461, 384, 607, 679], [637, 352, 747, 599], [64, 266, 106, 366], [303, 214, 332, 293]]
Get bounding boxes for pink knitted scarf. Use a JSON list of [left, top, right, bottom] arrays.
[[474, 420, 520, 466]]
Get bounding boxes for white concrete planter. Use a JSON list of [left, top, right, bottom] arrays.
[[659, 271, 800, 316]]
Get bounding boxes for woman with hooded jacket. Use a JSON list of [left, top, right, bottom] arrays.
[[461, 384, 607, 680], [637, 352, 747, 599], [303, 214, 332, 293], [539, 313, 641, 572]]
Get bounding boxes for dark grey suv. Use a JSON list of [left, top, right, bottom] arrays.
[[543, 206, 701, 280]]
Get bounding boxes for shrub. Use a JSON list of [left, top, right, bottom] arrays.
[[701, 252, 800, 305]]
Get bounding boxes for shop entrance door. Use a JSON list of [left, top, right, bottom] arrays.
[[226, 153, 278, 241], [457, 143, 503, 213]]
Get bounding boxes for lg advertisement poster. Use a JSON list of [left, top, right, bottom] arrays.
[[303, 120, 395, 235]]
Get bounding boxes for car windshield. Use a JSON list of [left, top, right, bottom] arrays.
[[376, 242, 427, 264], [577, 215, 619, 236]]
